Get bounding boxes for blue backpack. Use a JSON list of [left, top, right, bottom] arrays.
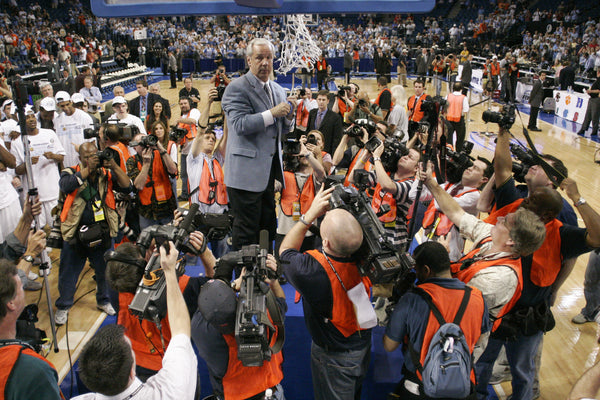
[[409, 286, 473, 399]]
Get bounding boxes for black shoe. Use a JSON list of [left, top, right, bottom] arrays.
[[529, 127, 542, 132], [177, 194, 189, 201], [576, 130, 585, 136], [592, 132, 598, 137]]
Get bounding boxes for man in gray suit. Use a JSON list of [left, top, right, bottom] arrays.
[[221, 38, 296, 250], [527, 71, 546, 132]]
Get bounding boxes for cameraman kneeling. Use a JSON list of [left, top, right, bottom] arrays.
[[191, 253, 286, 400], [74, 242, 197, 400]]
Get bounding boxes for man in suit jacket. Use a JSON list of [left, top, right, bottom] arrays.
[[528, 71, 546, 131], [128, 80, 171, 122], [221, 38, 296, 250], [460, 54, 473, 95], [559, 60, 575, 91], [306, 90, 343, 154]]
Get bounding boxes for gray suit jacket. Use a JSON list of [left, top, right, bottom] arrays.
[[222, 71, 291, 192], [529, 79, 544, 108]]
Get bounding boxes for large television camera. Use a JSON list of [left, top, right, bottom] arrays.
[[325, 175, 413, 284], [128, 204, 233, 321], [216, 231, 282, 367]]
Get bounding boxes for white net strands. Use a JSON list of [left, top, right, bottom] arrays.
[[276, 14, 322, 76]]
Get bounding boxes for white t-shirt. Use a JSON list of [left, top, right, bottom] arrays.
[[187, 150, 227, 214], [11, 128, 66, 202], [0, 140, 19, 209], [0, 119, 18, 142], [53, 108, 95, 168], [109, 113, 147, 135]]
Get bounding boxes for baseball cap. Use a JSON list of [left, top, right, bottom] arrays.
[[40, 97, 56, 111], [197, 279, 237, 334], [71, 93, 85, 104], [112, 96, 127, 105], [1, 99, 15, 115], [55, 91, 71, 103]]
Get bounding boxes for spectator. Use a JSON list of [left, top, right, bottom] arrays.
[[178, 77, 201, 109], [145, 100, 169, 133], [79, 76, 101, 113]]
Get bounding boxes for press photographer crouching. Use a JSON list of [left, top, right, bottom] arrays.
[[54, 142, 133, 325], [105, 223, 212, 383], [191, 244, 286, 400], [73, 242, 197, 400]]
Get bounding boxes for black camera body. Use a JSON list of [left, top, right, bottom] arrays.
[[176, 207, 233, 242], [83, 123, 102, 140], [326, 178, 414, 284], [139, 134, 158, 148], [215, 84, 226, 101], [482, 104, 516, 130], [169, 126, 187, 143], [381, 137, 409, 173], [346, 118, 377, 138], [282, 138, 301, 155], [306, 133, 318, 146], [96, 147, 120, 163], [509, 143, 536, 183], [338, 85, 351, 97], [445, 141, 474, 184], [358, 99, 369, 108]]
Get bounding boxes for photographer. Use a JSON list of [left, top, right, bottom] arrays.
[[275, 135, 326, 257], [191, 252, 286, 400], [210, 65, 231, 88], [280, 187, 371, 400], [350, 139, 420, 250], [74, 242, 197, 400], [188, 88, 229, 258], [100, 123, 131, 173], [294, 87, 317, 134], [445, 55, 458, 93], [127, 129, 178, 230], [330, 123, 370, 185], [54, 142, 132, 325], [383, 241, 490, 400], [179, 77, 201, 109], [105, 229, 212, 381], [407, 80, 432, 138], [315, 53, 328, 91], [348, 91, 384, 124], [432, 54, 445, 97], [332, 83, 357, 121]]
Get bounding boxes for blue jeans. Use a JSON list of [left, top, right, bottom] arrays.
[[582, 250, 600, 319], [476, 332, 543, 400], [139, 214, 174, 231], [56, 240, 112, 310], [209, 236, 230, 259], [310, 341, 371, 400]]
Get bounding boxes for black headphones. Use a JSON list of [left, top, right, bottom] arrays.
[[104, 249, 147, 272]]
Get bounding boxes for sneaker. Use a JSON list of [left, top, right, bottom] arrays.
[[28, 271, 39, 281], [23, 278, 42, 291], [572, 313, 593, 324], [489, 368, 511, 385], [55, 308, 69, 325], [97, 303, 116, 316]]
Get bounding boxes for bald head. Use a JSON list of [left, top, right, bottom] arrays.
[[321, 209, 363, 257], [79, 142, 98, 156]]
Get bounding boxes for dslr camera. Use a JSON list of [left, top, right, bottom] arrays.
[[138, 134, 158, 148], [215, 84, 227, 101], [96, 147, 120, 163], [482, 104, 516, 130], [338, 85, 352, 97], [445, 141, 474, 183], [509, 142, 537, 183], [169, 126, 187, 143], [345, 118, 377, 138]]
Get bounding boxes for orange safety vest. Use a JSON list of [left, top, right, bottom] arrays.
[[194, 158, 228, 206], [316, 59, 327, 71], [343, 149, 372, 187], [446, 92, 466, 122], [434, 61, 445, 73], [485, 199, 563, 287], [371, 177, 412, 223], [118, 275, 190, 372], [307, 250, 372, 337], [221, 319, 284, 400], [135, 150, 173, 206], [353, 50, 359, 61], [490, 62, 500, 76], [415, 283, 486, 383], [177, 111, 198, 145], [408, 94, 427, 122], [375, 88, 394, 110], [295, 100, 310, 129], [280, 171, 315, 216], [422, 183, 478, 236], [110, 141, 130, 174], [448, 61, 458, 75], [0, 343, 64, 400], [60, 165, 116, 223], [451, 238, 522, 331]]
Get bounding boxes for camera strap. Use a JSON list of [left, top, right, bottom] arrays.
[[265, 290, 285, 354]]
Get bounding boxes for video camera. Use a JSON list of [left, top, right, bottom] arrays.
[[83, 122, 102, 140], [214, 231, 281, 367], [169, 126, 187, 143], [445, 141, 474, 184], [324, 175, 414, 284], [128, 204, 233, 321], [100, 121, 140, 144], [482, 104, 516, 130], [509, 142, 537, 183], [176, 207, 233, 243]]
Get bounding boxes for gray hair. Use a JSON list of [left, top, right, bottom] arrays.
[[246, 38, 276, 59]]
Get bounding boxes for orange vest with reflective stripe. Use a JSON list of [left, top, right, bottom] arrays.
[[177, 111, 198, 145], [451, 238, 522, 331], [375, 88, 394, 109], [110, 141, 130, 173], [136, 150, 173, 206], [344, 149, 372, 187], [0, 344, 64, 400], [422, 184, 478, 236], [316, 59, 327, 71], [491, 62, 500, 76], [371, 177, 412, 223], [446, 92, 466, 122], [415, 283, 486, 383], [307, 250, 372, 337], [60, 165, 116, 223], [195, 158, 228, 206], [117, 275, 189, 372], [280, 171, 315, 216], [408, 95, 426, 122], [222, 318, 284, 400], [296, 100, 310, 129]]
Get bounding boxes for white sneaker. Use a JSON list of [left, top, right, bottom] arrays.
[[28, 271, 39, 281], [97, 303, 116, 316], [55, 308, 69, 325]]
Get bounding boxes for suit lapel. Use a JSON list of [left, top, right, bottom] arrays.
[[245, 72, 273, 109]]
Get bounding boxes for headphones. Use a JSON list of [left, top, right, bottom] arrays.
[[104, 249, 147, 272]]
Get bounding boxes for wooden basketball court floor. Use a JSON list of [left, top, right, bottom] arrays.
[[26, 76, 600, 399]]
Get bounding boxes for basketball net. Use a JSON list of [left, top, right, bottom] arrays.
[[276, 14, 321, 76]]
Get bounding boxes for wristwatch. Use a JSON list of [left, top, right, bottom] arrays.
[[575, 197, 587, 207], [373, 157, 381, 162], [299, 215, 312, 227], [23, 255, 34, 263]]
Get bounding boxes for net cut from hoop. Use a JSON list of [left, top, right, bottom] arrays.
[[276, 14, 322, 76]]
